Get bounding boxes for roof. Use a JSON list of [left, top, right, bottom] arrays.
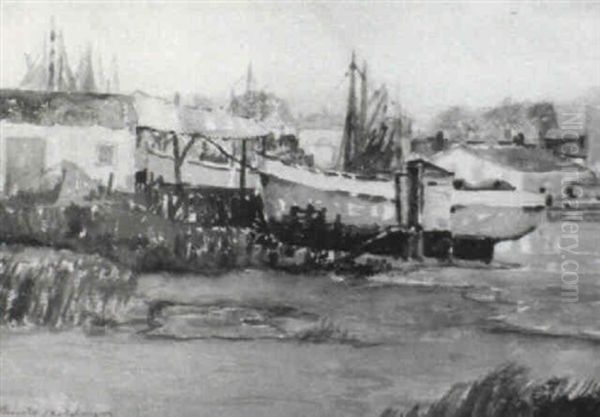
[[0, 88, 136, 130], [133, 92, 271, 140], [435, 144, 590, 173], [554, 104, 587, 134], [406, 155, 454, 176], [544, 128, 582, 140]]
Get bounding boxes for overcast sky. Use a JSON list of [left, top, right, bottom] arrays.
[[1, 1, 599, 123]]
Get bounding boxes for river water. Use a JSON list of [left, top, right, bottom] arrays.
[[1, 220, 599, 417]]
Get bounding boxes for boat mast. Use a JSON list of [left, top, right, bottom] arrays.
[[359, 60, 368, 147], [246, 62, 254, 93], [47, 16, 56, 91], [336, 52, 358, 171]]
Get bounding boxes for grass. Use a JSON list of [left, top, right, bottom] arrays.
[[380, 363, 600, 417], [0, 247, 136, 328]]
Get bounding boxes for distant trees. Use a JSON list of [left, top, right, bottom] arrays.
[[431, 106, 478, 141], [229, 90, 294, 124], [431, 100, 559, 144]]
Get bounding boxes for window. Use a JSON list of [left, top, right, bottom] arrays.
[[97, 144, 115, 166]]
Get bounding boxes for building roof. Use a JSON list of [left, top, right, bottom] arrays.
[[544, 128, 582, 140], [133, 92, 271, 140], [435, 144, 590, 173], [0, 88, 136, 130], [406, 157, 454, 177]]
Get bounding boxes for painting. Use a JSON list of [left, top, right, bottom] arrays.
[[1, 2, 599, 417]]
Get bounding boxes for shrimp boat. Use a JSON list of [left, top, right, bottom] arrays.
[[257, 54, 546, 261]]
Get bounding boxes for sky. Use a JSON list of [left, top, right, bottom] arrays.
[[1, 1, 599, 124]]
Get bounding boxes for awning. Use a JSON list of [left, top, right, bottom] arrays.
[[133, 92, 272, 140]]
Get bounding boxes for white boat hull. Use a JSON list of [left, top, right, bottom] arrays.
[[450, 190, 546, 240], [146, 150, 257, 189], [259, 157, 547, 243]]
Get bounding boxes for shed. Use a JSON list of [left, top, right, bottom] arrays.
[[0, 89, 137, 195]]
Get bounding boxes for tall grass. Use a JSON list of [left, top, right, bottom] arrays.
[[380, 363, 600, 417], [0, 200, 383, 275], [0, 248, 136, 328], [0, 201, 260, 273]]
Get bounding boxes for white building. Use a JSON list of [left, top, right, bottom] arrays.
[[431, 145, 595, 197], [0, 89, 137, 196]]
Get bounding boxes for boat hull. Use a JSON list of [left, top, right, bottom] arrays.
[[450, 190, 547, 241], [260, 173, 397, 228], [146, 151, 257, 189], [451, 204, 545, 241]]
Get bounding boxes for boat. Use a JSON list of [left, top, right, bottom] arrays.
[[257, 54, 547, 261], [144, 146, 258, 190]]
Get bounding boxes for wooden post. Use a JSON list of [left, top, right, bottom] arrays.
[[394, 172, 402, 225], [407, 161, 424, 260], [106, 172, 114, 197], [240, 139, 247, 200], [261, 136, 267, 155]]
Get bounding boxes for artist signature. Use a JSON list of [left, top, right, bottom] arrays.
[[0, 405, 112, 417]]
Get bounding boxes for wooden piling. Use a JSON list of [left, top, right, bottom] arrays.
[[394, 172, 402, 225], [407, 160, 424, 260], [106, 172, 114, 197], [240, 139, 247, 200]]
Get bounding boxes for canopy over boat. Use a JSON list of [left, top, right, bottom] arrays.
[[133, 92, 271, 140]]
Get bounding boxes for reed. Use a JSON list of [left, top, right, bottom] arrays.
[[0, 248, 136, 328], [380, 363, 600, 417]]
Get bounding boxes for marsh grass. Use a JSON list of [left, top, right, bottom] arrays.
[[380, 363, 600, 417], [0, 248, 136, 328]]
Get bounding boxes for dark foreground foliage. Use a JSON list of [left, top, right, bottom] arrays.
[[0, 200, 263, 274], [381, 363, 600, 417], [0, 199, 390, 276], [0, 248, 136, 328]]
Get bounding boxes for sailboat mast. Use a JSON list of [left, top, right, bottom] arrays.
[[246, 62, 253, 93], [48, 17, 56, 91], [337, 52, 358, 171], [359, 60, 368, 141]]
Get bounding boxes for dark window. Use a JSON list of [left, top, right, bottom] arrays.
[[97, 144, 115, 166]]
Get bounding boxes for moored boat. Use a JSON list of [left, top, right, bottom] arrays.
[[145, 147, 258, 190], [451, 189, 546, 241], [257, 54, 547, 261]]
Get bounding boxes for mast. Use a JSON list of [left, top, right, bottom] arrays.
[[336, 52, 358, 171], [246, 62, 253, 93], [59, 30, 78, 91], [56, 30, 64, 91], [111, 55, 120, 93], [77, 43, 97, 92], [96, 53, 106, 93], [48, 17, 56, 91], [359, 60, 368, 145]]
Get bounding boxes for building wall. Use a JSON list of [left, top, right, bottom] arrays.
[[0, 122, 135, 194], [433, 149, 527, 190], [422, 175, 454, 231], [432, 148, 590, 197]]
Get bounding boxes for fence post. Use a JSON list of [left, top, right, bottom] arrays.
[[106, 172, 114, 197], [239, 139, 247, 220], [407, 161, 424, 260]]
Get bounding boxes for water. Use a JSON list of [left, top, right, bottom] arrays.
[[1, 221, 599, 417]]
